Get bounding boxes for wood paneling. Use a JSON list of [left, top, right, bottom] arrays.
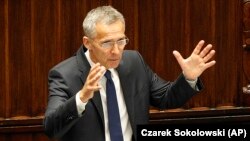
[[243, 0, 250, 85], [30, 0, 61, 116], [0, 133, 56, 141], [0, 0, 246, 140], [0, 0, 7, 118], [7, 0, 33, 117], [243, 0, 250, 107], [149, 107, 250, 124]]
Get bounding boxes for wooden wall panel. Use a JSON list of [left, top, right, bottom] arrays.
[[0, 0, 6, 118], [213, 0, 242, 107], [30, 0, 58, 117], [243, 0, 250, 106], [7, 0, 33, 117], [243, 0, 250, 86]]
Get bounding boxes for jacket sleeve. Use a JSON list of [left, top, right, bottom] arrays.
[[150, 72, 203, 109], [135, 51, 203, 109], [43, 69, 80, 138]]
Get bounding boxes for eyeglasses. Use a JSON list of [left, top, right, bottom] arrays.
[[90, 37, 129, 49]]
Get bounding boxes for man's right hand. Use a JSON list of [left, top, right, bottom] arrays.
[[80, 63, 106, 102]]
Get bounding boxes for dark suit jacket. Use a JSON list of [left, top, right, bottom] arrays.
[[44, 46, 203, 141]]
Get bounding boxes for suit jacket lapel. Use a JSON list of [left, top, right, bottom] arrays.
[[117, 59, 135, 132], [76, 46, 105, 127]]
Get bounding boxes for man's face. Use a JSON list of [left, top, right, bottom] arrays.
[[87, 20, 126, 69]]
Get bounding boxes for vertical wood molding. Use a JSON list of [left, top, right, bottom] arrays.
[[242, 0, 250, 106], [0, 0, 7, 119], [4, 0, 10, 118]]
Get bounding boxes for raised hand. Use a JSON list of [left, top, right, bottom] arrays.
[[173, 40, 216, 80], [80, 63, 106, 102]]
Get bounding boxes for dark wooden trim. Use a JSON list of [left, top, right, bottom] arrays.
[[0, 125, 44, 133], [150, 115, 250, 124], [149, 107, 250, 124], [0, 116, 44, 133], [0, 116, 43, 126], [150, 107, 250, 119]]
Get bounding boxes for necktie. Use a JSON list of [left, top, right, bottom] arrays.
[[105, 70, 124, 141]]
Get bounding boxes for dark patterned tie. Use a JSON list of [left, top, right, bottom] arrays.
[[104, 70, 124, 141]]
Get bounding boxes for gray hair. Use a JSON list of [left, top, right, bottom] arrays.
[[82, 6, 125, 39]]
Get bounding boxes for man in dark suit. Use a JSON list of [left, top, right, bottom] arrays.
[[44, 5, 216, 141]]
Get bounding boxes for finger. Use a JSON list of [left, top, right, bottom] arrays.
[[204, 60, 216, 70], [173, 50, 184, 66], [81, 83, 102, 102], [82, 85, 102, 98], [88, 63, 102, 80], [203, 50, 216, 62], [192, 40, 205, 55], [90, 62, 100, 71], [89, 63, 101, 76], [88, 85, 102, 91], [89, 66, 106, 85], [199, 44, 212, 58], [93, 66, 106, 81]]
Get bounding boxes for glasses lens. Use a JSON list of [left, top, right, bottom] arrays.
[[117, 39, 126, 46], [100, 38, 129, 48], [102, 42, 113, 48]]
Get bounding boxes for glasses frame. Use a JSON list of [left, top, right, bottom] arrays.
[[89, 37, 129, 49]]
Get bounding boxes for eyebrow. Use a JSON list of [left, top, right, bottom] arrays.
[[101, 37, 126, 43]]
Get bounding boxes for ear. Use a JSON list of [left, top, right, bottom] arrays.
[[83, 36, 91, 50]]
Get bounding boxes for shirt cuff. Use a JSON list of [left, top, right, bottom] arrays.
[[75, 91, 88, 117], [186, 78, 198, 90]]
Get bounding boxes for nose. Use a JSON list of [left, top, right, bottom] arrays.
[[110, 43, 120, 54]]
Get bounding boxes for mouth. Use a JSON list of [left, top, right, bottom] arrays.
[[108, 58, 119, 61]]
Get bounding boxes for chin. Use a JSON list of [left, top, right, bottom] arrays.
[[107, 60, 120, 68], [108, 63, 119, 69], [109, 65, 119, 69]]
